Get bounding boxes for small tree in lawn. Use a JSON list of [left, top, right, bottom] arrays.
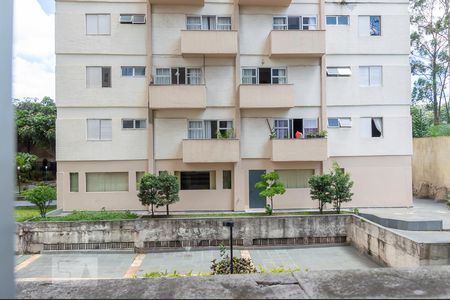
[[255, 171, 286, 215], [157, 173, 180, 216], [308, 174, 333, 214], [330, 162, 354, 213], [137, 173, 160, 217], [22, 184, 56, 218]]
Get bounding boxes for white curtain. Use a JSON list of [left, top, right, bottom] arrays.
[[86, 172, 129, 192], [86, 15, 98, 34], [204, 120, 212, 139], [273, 17, 286, 30], [87, 119, 100, 140], [242, 68, 256, 84], [373, 117, 383, 134], [303, 119, 318, 137], [277, 169, 314, 189], [187, 16, 201, 30], [202, 16, 216, 30], [187, 68, 201, 85], [155, 68, 170, 85], [86, 67, 102, 88], [188, 121, 204, 139], [217, 17, 231, 31], [358, 16, 370, 37], [274, 119, 289, 139], [100, 119, 112, 140], [359, 66, 370, 87]]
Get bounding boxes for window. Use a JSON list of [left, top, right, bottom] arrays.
[[328, 117, 352, 128], [186, 15, 231, 31], [360, 117, 383, 138], [136, 171, 145, 190], [276, 169, 314, 189], [86, 67, 111, 88], [273, 118, 319, 139], [327, 67, 352, 77], [359, 16, 381, 36], [122, 119, 146, 129], [241, 67, 288, 84], [273, 16, 317, 30], [326, 15, 349, 25], [223, 170, 232, 189], [176, 171, 216, 190], [121, 66, 145, 77], [188, 120, 233, 139], [119, 14, 146, 24], [359, 66, 382, 87], [87, 119, 112, 141], [70, 173, 79, 192], [86, 14, 111, 35], [154, 68, 202, 85], [86, 172, 129, 192]]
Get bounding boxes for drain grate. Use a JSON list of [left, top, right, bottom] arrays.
[[144, 239, 244, 249], [43, 242, 135, 251]]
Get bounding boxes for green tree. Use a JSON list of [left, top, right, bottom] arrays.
[[22, 184, 56, 218], [137, 173, 160, 216], [410, 0, 449, 125], [156, 173, 180, 216], [255, 171, 286, 214], [330, 163, 354, 214], [308, 173, 333, 214], [16, 152, 38, 192], [15, 96, 56, 153], [411, 105, 431, 137]]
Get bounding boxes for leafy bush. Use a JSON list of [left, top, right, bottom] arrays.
[[138, 173, 160, 216], [428, 124, 450, 137], [210, 256, 257, 275], [22, 184, 56, 217], [308, 173, 333, 214], [33, 210, 138, 221]]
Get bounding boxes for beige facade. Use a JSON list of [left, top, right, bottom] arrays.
[[56, 0, 413, 212]]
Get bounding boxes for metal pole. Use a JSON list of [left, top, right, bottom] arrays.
[[229, 226, 233, 274], [0, 0, 16, 298]]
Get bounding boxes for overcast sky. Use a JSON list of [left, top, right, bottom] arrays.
[[13, 0, 55, 100]]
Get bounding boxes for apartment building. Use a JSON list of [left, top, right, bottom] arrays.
[[55, 0, 413, 212]]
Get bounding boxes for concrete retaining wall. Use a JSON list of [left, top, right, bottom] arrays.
[[16, 215, 350, 254], [413, 137, 450, 200], [348, 216, 450, 267]]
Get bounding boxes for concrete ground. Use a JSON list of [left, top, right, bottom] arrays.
[[360, 198, 450, 229], [15, 246, 379, 281]]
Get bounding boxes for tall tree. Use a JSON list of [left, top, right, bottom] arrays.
[[440, 0, 450, 122], [410, 0, 449, 125], [14, 96, 56, 153]]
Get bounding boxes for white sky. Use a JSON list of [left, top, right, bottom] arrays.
[[13, 0, 55, 100]]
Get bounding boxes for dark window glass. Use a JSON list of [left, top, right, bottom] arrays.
[[180, 171, 211, 190], [171, 68, 186, 84], [135, 120, 146, 129], [259, 68, 271, 84], [121, 67, 133, 76], [328, 118, 339, 127], [338, 16, 349, 25], [371, 119, 382, 137], [134, 67, 145, 76], [223, 170, 232, 189], [326, 16, 337, 25], [288, 16, 300, 30], [122, 120, 134, 129], [101, 67, 111, 87]]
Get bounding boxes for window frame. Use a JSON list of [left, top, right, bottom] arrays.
[[176, 171, 216, 190], [186, 15, 232, 31], [273, 16, 288, 30], [326, 67, 352, 77], [154, 67, 203, 85], [87, 119, 112, 141], [69, 173, 79, 193], [121, 66, 146, 77], [326, 15, 350, 26], [122, 119, 147, 130], [369, 15, 382, 36], [241, 67, 288, 85], [187, 120, 234, 140], [273, 15, 318, 30], [275, 169, 315, 189], [119, 14, 146, 24], [86, 14, 111, 35], [359, 66, 383, 87]]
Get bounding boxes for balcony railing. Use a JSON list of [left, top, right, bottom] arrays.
[[149, 85, 206, 109], [181, 30, 238, 56], [182, 139, 240, 163], [239, 84, 295, 109], [149, 0, 204, 5], [271, 138, 328, 162], [238, 0, 291, 6], [269, 30, 326, 57]]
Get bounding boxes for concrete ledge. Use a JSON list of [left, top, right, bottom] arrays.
[[359, 213, 443, 231], [16, 266, 450, 299]]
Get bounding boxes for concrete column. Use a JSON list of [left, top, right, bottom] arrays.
[[146, 2, 155, 174]]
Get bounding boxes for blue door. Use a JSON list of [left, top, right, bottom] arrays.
[[249, 170, 266, 209]]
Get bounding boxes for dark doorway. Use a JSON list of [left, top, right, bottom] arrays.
[[259, 68, 271, 84], [249, 170, 266, 209]]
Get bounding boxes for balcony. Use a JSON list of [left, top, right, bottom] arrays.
[[238, 0, 291, 6], [149, 0, 204, 5], [269, 30, 326, 58], [181, 31, 238, 57], [182, 139, 240, 163], [149, 85, 206, 109], [271, 138, 328, 162], [239, 84, 295, 109]]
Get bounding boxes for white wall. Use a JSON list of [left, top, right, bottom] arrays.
[[56, 54, 148, 107], [56, 107, 148, 161], [56, 1, 147, 55]]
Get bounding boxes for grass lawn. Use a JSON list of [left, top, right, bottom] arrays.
[[32, 210, 139, 222], [15, 206, 56, 222]]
